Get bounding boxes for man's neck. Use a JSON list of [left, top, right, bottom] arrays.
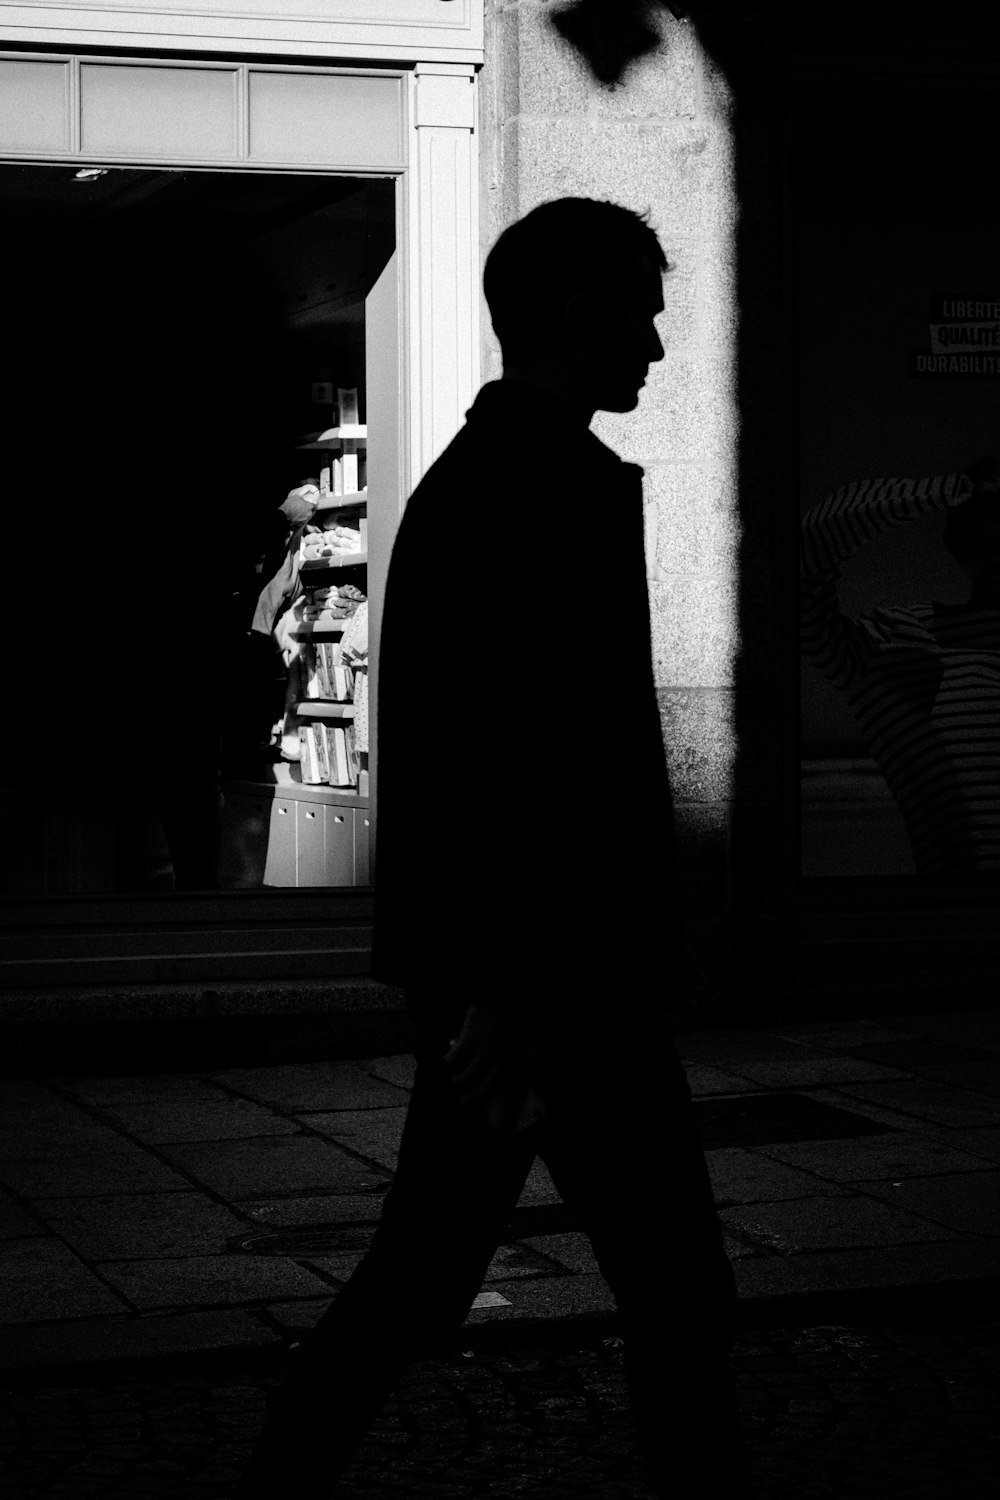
[[498, 368, 594, 427]]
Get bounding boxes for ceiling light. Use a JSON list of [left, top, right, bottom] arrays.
[[73, 168, 109, 182]]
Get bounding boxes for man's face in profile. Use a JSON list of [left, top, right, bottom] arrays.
[[568, 253, 666, 413]]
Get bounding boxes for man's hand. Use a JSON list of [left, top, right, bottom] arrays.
[[443, 1005, 545, 1138]]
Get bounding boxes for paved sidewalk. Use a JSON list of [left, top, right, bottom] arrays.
[[1, 1008, 998, 1375]]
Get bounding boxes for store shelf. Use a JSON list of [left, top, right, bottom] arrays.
[[300, 551, 367, 571], [296, 424, 367, 450], [222, 777, 369, 808], [291, 621, 348, 637], [296, 700, 355, 719], [314, 489, 367, 512]]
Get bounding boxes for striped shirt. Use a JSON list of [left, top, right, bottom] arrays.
[[801, 474, 1000, 879]]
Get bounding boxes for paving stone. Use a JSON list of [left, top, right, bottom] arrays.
[[706, 1148, 850, 1203], [853, 1172, 1000, 1237], [734, 1237, 1000, 1299], [0, 1189, 42, 1239], [361, 1055, 418, 1091], [462, 1273, 616, 1326], [831, 1079, 1000, 1129], [91, 1096, 301, 1143], [210, 1062, 410, 1111], [0, 1239, 129, 1323], [682, 1063, 757, 1095], [1, 1148, 193, 1199], [707, 1053, 908, 1089], [874, 1011, 1000, 1054], [759, 1135, 993, 1182], [903, 1062, 1000, 1097], [767, 1021, 913, 1050], [945, 1126, 1000, 1163], [517, 1157, 562, 1208], [485, 1242, 566, 1281], [721, 1195, 957, 1255], [96, 1255, 332, 1311], [29, 1193, 252, 1260], [45, 1075, 217, 1105], [296, 1107, 407, 1169], [521, 1233, 601, 1276], [152, 1136, 383, 1198], [234, 1191, 391, 1228], [261, 1296, 332, 1338]]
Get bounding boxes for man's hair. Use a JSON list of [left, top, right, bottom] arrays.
[[483, 197, 669, 361]]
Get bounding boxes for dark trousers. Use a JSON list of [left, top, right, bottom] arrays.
[[237, 1025, 749, 1497]]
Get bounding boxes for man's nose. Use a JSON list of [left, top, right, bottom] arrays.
[[648, 326, 665, 363]]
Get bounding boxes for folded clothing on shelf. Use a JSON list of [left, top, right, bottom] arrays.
[[300, 522, 364, 561], [301, 582, 366, 622]]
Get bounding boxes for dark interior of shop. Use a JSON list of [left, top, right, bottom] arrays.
[[0, 164, 394, 893]]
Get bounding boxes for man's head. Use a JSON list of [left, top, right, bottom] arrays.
[[483, 198, 669, 417]]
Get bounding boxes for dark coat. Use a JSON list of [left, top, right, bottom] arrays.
[[371, 378, 691, 1044]]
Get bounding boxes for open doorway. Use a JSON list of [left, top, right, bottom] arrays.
[[0, 164, 397, 895]]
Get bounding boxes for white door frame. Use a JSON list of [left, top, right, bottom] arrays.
[[0, 49, 482, 514]]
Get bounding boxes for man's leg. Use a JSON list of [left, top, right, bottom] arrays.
[[536, 1039, 751, 1497], [235, 1037, 538, 1497]]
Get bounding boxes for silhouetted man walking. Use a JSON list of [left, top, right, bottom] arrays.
[[237, 197, 750, 1498]]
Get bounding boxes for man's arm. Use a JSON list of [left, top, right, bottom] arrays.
[[800, 473, 970, 690]]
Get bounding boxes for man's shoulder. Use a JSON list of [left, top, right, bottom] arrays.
[[410, 387, 634, 503]]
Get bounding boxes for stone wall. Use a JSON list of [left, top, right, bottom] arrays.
[[479, 2, 751, 990]]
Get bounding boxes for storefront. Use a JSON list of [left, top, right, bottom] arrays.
[[0, 4, 484, 988]]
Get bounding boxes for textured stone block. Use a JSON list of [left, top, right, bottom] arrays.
[[648, 574, 739, 687], [594, 351, 738, 466], [657, 239, 699, 349], [853, 1173, 1000, 1235], [362, 1054, 418, 1090], [696, 233, 739, 350], [512, 3, 592, 116], [0, 1238, 128, 1323], [236, 1192, 390, 1228], [521, 1231, 600, 1275], [296, 1107, 408, 1171], [463, 1271, 615, 1325], [673, 800, 730, 838], [593, 13, 699, 121], [208, 1061, 409, 1111], [832, 1080, 1000, 1130], [4, 1146, 190, 1198], [514, 117, 733, 239], [516, 1156, 561, 1208], [0, 1188, 43, 1239], [30, 1192, 250, 1260], [153, 1136, 383, 1199], [658, 686, 735, 801], [98, 1254, 331, 1312], [50, 1073, 216, 1105], [733, 1238, 1000, 1301], [706, 1148, 849, 1204], [720, 1195, 957, 1255], [643, 460, 737, 574], [93, 1095, 301, 1144]]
